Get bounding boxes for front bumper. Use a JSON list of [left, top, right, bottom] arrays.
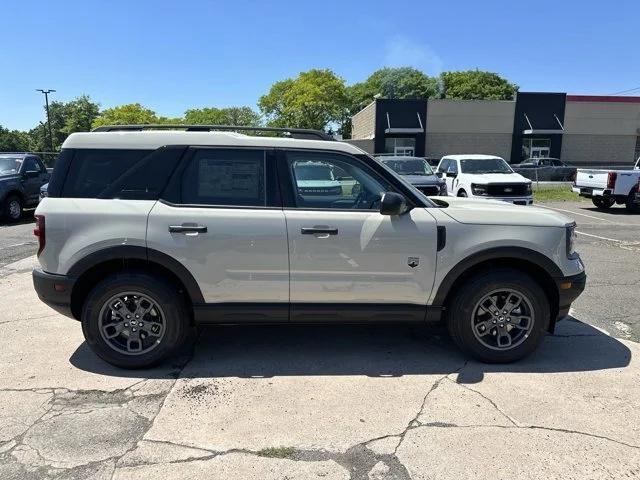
[[555, 271, 587, 320], [32, 269, 76, 318], [474, 195, 533, 205]]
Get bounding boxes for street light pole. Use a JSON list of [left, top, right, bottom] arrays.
[[36, 89, 56, 152]]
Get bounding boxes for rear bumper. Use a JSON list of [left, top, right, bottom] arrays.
[[32, 269, 76, 318], [572, 186, 610, 198], [555, 271, 587, 320]]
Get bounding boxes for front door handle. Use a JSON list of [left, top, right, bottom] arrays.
[[301, 227, 338, 235], [168, 224, 208, 234]]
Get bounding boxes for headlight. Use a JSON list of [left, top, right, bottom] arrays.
[[471, 183, 488, 195], [566, 223, 577, 258], [525, 183, 532, 195]]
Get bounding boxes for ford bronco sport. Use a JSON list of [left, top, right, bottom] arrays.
[[32, 125, 586, 368]]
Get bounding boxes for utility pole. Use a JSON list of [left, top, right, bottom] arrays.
[[36, 89, 56, 152]]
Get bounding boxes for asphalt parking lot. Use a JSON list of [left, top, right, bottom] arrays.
[[0, 202, 639, 479]]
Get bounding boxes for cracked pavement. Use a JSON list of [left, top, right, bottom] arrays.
[[1, 202, 639, 479]]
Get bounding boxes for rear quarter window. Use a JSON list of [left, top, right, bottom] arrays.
[[61, 149, 153, 198]]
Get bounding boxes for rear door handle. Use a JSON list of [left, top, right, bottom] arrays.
[[301, 227, 338, 235], [169, 224, 208, 234]]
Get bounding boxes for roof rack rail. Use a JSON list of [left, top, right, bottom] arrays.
[[91, 124, 334, 141]]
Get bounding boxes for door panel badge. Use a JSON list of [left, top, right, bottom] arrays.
[[408, 257, 419, 268]]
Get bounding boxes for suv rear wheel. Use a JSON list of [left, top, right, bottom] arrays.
[[81, 273, 193, 369], [446, 268, 550, 363]]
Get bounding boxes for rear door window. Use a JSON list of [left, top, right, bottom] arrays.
[[179, 149, 272, 207]]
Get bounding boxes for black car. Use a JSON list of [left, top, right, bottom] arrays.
[[0, 153, 50, 221], [512, 158, 577, 182], [377, 156, 447, 196]]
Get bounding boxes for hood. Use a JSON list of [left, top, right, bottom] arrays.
[[434, 197, 572, 227], [401, 174, 444, 185], [463, 172, 531, 184]]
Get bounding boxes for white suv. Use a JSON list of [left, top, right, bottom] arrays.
[[32, 126, 585, 368], [437, 154, 533, 205]]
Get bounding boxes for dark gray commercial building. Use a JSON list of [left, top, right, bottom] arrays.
[[349, 93, 640, 166]]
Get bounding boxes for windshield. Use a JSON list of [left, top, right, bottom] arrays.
[[0, 157, 23, 176], [294, 164, 334, 181], [460, 158, 512, 174], [382, 158, 434, 176]]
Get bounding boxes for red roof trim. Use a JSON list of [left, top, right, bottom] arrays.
[[567, 95, 640, 104]]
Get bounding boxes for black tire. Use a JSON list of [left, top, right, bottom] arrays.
[[446, 268, 550, 363], [3, 195, 23, 222], [592, 197, 614, 209], [625, 187, 640, 213], [81, 272, 193, 369], [457, 190, 468, 197]]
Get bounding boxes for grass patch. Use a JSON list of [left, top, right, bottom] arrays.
[[533, 185, 585, 202], [258, 446, 296, 459]]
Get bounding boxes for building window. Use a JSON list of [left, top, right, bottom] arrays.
[[522, 138, 551, 160], [384, 137, 416, 156]]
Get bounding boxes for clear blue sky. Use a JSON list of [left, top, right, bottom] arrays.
[[2, 0, 639, 130]]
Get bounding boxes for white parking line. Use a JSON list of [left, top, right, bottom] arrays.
[[537, 205, 618, 224], [0, 242, 32, 250], [575, 231, 623, 243]]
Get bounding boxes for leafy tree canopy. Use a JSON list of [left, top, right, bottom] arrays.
[[29, 95, 100, 151], [183, 106, 261, 126], [348, 67, 440, 112], [258, 69, 349, 131], [0, 126, 31, 152], [440, 70, 518, 100], [91, 103, 157, 129]]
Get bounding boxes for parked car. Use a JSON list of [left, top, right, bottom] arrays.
[[33, 126, 585, 368], [512, 158, 577, 182], [572, 167, 640, 211], [0, 153, 50, 221], [436, 154, 533, 205], [377, 156, 447, 196]]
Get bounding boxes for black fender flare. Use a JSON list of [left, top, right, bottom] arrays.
[[432, 246, 562, 307], [67, 245, 204, 304]]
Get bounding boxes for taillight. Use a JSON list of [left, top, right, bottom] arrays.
[[607, 171, 617, 189], [33, 215, 45, 256]]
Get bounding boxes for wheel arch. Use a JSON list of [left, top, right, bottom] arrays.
[[68, 246, 204, 320], [2, 189, 25, 204], [433, 247, 561, 330]]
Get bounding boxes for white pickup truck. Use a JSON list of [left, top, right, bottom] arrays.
[[572, 158, 640, 211]]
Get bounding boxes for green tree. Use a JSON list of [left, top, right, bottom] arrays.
[[259, 69, 349, 131], [440, 70, 518, 100], [183, 106, 261, 126], [29, 95, 100, 151], [348, 67, 440, 111], [0, 126, 31, 152], [91, 103, 158, 129]]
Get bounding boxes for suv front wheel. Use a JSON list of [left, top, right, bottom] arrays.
[[81, 273, 193, 369], [446, 268, 550, 363]]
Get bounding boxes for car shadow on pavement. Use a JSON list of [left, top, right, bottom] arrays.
[[69, 316, 631, 384]]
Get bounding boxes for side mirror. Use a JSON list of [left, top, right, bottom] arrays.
[[435, 171, 443, 178], [445, 172, 457, 178], [380, 192, 407, 216]]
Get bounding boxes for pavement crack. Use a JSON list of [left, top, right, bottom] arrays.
[[447, 376, 519, 427], [392, 360, 469, 457], [109, 329, 202, 480]]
